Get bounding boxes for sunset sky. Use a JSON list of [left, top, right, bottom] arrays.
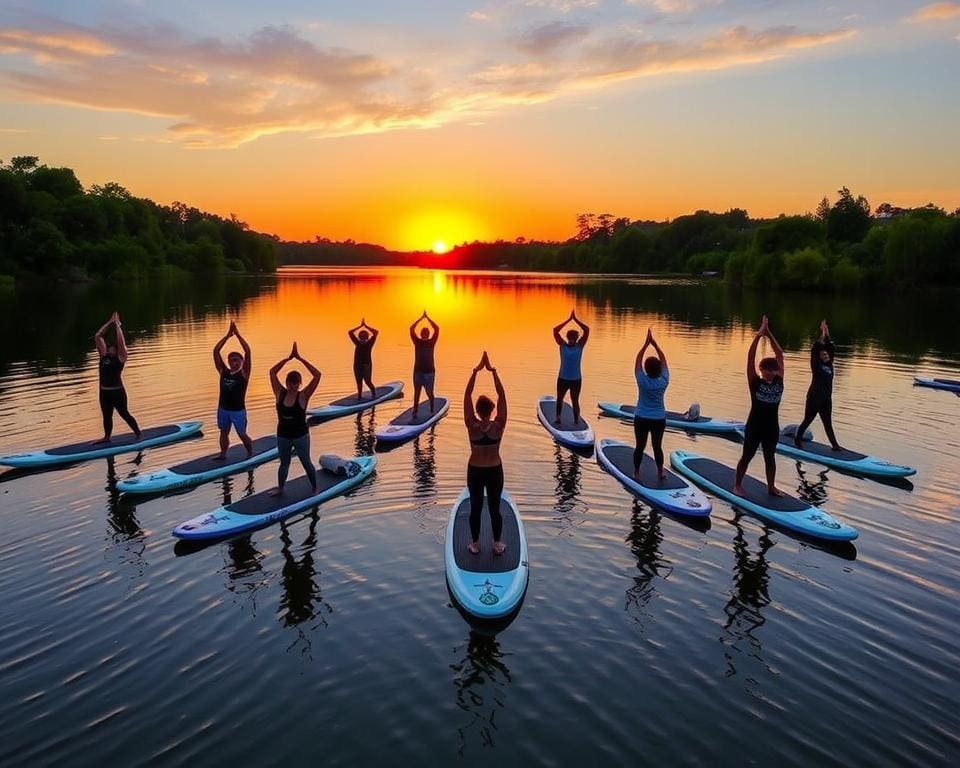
[[1, 1, 958, 250]]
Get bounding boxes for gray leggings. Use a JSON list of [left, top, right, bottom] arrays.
[[278, 433, 316, 489]]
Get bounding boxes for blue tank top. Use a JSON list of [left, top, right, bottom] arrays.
[[635, 366, 670, 420], [558, 343, 583, 380]]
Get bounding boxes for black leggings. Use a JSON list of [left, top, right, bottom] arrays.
[[556, 377, 583, 421], [633, 416, 666, 471], [99, 388, 140, 437], [467, 463, 504, 542], [796, 392, 838, 447], [738, 421, 778, 475]]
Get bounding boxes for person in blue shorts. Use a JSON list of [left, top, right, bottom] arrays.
[[348, 318, 379, 400], [213, 320, 253, 459], [552, 309, 590, 425], [634, 328, 669, 480]]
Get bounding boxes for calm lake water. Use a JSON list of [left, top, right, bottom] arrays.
[[1, 268, 958, 767]]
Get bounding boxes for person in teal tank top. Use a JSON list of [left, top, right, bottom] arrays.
[[552, 309, 590, 426], [634, 328, 670, 480]]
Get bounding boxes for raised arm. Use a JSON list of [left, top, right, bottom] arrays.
[[94, 315, 112, 357], [650, 335, 667, 370], [294, 345, 322, 401], [746, 333, 761, 384], [114, 314, 129, 364], [766, 326, 784, 377], [572, 311, 590, 346], [409, 316, 420, 343], [348, 327, 361, 345], [464, 360, 481, 425], [234, 324, 252, 378], [635, 329, 653, 371], [552, 316, 567, 346], [269, 355, 288, 397], [426, 314, 439, 342], [213, 326, 231, 373], [491, 366, 507, 426]]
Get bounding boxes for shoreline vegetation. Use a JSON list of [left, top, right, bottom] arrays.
[[3, 156, 957, 291], [281, 190, 960, 291], [0, 156, 278, 281]]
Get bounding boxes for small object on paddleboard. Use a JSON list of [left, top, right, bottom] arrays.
[[445, 487, 528, 620], [172, 455, 376, 540], [670, 450, 858, 541], [117, 436, 278, 494], [319, 454, 360, 476], [596, 438, 711, 517], [914, 376, 960, 393], [597, 402, 744, 435], [0, 421, 203, 469], [307, 381, 403, 418], [375, 396, 450, 443], [537, 396, 594, 449], [768, 426, 916, 478]]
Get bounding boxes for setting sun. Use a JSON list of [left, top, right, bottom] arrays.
[[432, 240, 449, 254]]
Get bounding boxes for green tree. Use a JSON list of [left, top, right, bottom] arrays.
[[826, 187, 871, 243]]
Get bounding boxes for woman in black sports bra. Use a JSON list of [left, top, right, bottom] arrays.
[[94, 311, 141, 443], [268, 342, 322, 496], [463, 351, 507, 555]]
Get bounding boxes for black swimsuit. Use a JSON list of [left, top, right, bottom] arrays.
[[276, 389, 308, 439]]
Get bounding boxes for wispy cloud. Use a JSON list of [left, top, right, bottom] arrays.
[[0, 17, 856, 148], [907, 2, 960, 22]]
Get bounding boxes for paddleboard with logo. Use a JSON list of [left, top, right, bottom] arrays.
[[757, 427, 916, 479], [307, 381, 403, 418], [597, 402, 744, 435], [445, 487, 529, 620], [670, 450, 858, 541], [596, 438, 711, 516], [375, 396, 449, 443], [117, 436, 279, 494], [0, 421, 203, 468], [537, 396, 594, 449], [172, 455, 376, 540]]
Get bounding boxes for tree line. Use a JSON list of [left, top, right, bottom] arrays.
[[280, 188, 960, 291], [0, 156, 277, 281]]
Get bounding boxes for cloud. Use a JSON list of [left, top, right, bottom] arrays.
[[517, 21, 590, 54], [0, 18, 856, 148], [907, 2, 960, 22], [625, 0, 722, 14]]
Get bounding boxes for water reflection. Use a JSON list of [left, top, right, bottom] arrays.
[[103, 456, 146, 573], [721, 517, 773, 680], [450, 630, 512, 756], [551, 444, 588, 535], [794, 462, 831, 508], [412, 431, 437, 498], [624, 503, 671, 628], [353, 410, 376, 456], [278, 513, 332, 658]]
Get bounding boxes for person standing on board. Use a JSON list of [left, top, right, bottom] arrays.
[[734, 315, 785, 498], [268, 343, 321, 496], [634, 328, 670, 481], [94, 311, 141, 443], [552, 309, 590, 425], [464, 352, 507, 555], [348, 318, 379, 401], [794, 319, 843, 451], [213, 320, 253, 459], [410, 310, 439, 417]]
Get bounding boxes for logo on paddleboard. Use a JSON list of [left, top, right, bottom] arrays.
[[474, 579, 502, 605], [808, 512, 841, 529]]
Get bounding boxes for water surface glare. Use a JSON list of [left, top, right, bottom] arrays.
[[0, 269, 958, 766]]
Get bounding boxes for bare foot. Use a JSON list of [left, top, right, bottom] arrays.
[[632, 469, 641, 480], [134, 432, 142, 440], [212, 453, 227, 461], [468, 541, 480, 555], [658, 468, 667, 481], [554, 418, 562, 426], [268, 487, 283, 497], [793, 438, 803, 448], [93, 437, 112, 445], [493, 541, 506, 556], [768, 486, 786, 497], [732, 485, 746, 498], [831, 445, 844, 452], [310, 484, 318, 494]]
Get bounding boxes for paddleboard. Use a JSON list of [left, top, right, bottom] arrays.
[[307, 380, 403, 418], [914, 376, 960, 393], [598, 402, 744, 435], [763, 428, 916, 478], [537, 396, 594, 449], [670, 450, 858, 541], [596, 438, 711, 516], [117, 436, 279, 494], [445, 487, 529, 620], [0, 421, 203, 468], [375, 396, 449, 443], [172, 455, 377, 540]]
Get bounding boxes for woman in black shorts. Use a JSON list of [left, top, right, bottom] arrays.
[[94, 311, 141, 443]]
